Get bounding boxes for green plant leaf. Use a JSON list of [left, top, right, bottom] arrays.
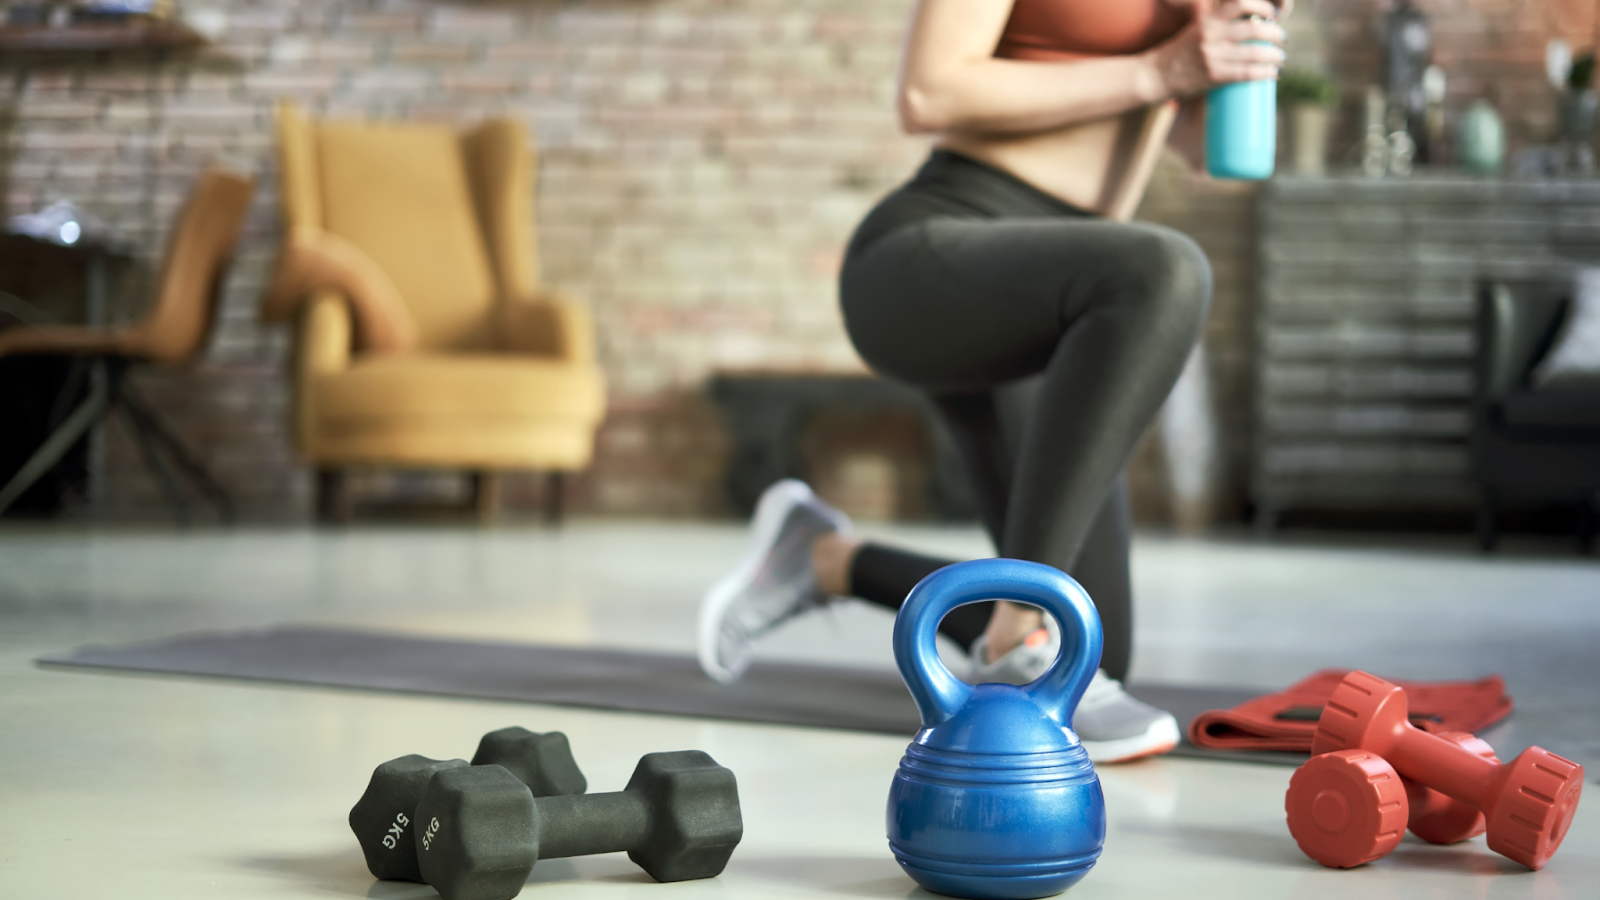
[[1570, 51, 1596, 90], [1277, 68, 1339, 107]]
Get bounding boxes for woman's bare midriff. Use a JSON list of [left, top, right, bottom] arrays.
[[935, 104, 1174, 219]]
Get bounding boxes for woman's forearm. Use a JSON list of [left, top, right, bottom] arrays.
[[900, 53, 1171, 135]]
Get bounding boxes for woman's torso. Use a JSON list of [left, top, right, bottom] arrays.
[[935, 0, 1190, 217]]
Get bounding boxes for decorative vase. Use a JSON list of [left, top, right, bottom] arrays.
[[1457, 99, 1505, 175], [1289, 105, 1329, 176]]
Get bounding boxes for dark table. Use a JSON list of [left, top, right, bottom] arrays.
[[0, 232, 134, 514], [706, 370, 976, 520]]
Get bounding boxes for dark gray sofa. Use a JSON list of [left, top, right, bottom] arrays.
[[1472, 280, 1600, 551]]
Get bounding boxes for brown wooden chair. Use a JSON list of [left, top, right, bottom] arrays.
[[0, 169, 256, 520]]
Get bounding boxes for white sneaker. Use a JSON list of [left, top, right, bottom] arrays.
[[966, 621, 1060, 686], [1073, 669, 1181, 764], [697, 480, 851, 683], [967, 624, 1180, 764]]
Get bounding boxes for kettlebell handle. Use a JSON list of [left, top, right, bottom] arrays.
[[893, 558, 1103, 729]]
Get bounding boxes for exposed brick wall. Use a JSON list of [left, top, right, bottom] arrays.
[[0, 0, 1585, 520], [2, 0, 916, 518]]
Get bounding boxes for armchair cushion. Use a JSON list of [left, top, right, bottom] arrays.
[[1532, 267, 1600, 391], [263, 229, 419, 353], [305, 353, 606, 469], [315, 354, 603, 421]]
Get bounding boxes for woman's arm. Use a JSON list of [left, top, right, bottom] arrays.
[[898, 0, 1287, 136]]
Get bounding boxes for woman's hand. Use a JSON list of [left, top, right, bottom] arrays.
[[1150, 0, 1288, 99]]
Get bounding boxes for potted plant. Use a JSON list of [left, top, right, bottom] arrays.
[[1561, 51, 1597, 172], [1278, 68, 1339, 175]]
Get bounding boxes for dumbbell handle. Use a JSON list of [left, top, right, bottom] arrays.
[[534, 791, 653, 861], [1383, 727, 1502, 811], [1317, 673, 1505, 813]]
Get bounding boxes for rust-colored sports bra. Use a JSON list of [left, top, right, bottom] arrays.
[[996, 0, 1191, 61]]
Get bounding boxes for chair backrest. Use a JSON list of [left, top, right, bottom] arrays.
[[276, 103, 540, 353], [123, 168, 256, 364]]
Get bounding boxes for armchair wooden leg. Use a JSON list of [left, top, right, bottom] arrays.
[[543, 471, 565, 526], [469, 470, 501, 522], [316, 468, 352, 525]]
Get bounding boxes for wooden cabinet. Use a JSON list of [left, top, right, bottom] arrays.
[[1253, 174, 1600, 525]]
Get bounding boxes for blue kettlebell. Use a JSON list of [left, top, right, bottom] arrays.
[[887, 558, 1106, 900]]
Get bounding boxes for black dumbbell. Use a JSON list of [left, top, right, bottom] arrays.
[[349, 727, 587, 882], [415, 750, 743, 900]]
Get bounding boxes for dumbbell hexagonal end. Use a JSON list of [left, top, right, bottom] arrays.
[[1405, 732, 1496, 845], [625, 750, 743, 882], [1310, 671, 1409, 758], [472, 727, 587, 797], [1486, 748, 1584, 870], [1287, 750, 1409, 868], [415, 765, 539, 900], [349, 755, 468, 882]]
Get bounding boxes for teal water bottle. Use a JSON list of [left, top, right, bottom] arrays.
[[1206, 25, 1277, 180]]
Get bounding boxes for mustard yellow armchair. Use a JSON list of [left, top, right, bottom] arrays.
[[267, 102, 605, 522]]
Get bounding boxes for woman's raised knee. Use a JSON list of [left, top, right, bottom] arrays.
[[1133, 225, 1211, 313], [1097, 225, 1212, 339]]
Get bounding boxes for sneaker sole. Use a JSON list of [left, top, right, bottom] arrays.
[[695, 480, 841, 683], [1081, 713, 1181, 765]]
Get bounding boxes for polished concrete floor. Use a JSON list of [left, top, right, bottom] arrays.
[[2, 521, 1597, 898]]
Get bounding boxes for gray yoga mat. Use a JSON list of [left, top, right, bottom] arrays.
[[38, 626, 1304, 765]]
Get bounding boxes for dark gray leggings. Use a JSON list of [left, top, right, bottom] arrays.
[[837, 150, 1212, 681]]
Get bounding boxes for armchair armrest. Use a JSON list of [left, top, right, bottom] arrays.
[[1476, 281, 1569, 404], [503, 292, 596, 364], [298, 290, 352, 377], [1478, 282, 1521, 404], [262, 228, 418, 354], [292, 290, 349, 458]]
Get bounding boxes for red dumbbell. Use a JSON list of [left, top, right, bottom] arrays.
[[1404, 731, 1497, 845], [1286, 749, 1410, 868], [1287, 671, 1583, 870]]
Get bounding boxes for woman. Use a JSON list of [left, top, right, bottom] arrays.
[[698, 0, 1288, 763]]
